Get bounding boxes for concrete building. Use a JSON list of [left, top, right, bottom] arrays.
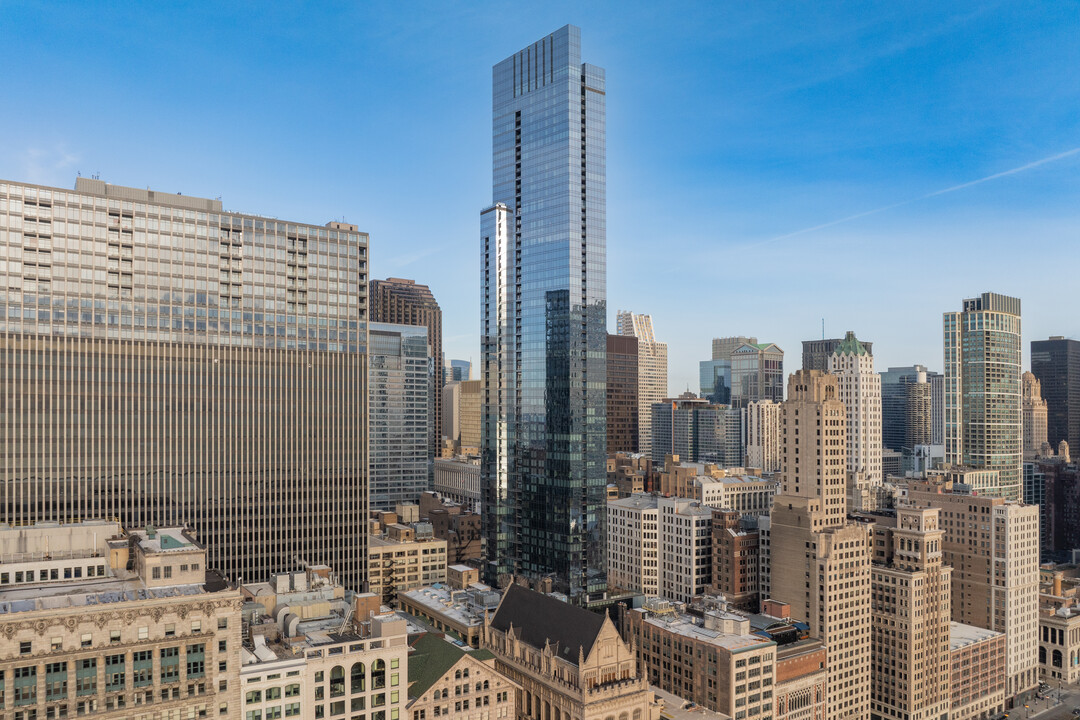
[[480, 26, 608, 601], [0, 176, 369, 591], [745, 399, 782, 473], [608, 333, 640, 454], [731, 342, 784, 409], [944, 292, 1023, 501], [828, 331, 882, 484], [906, 480, 1039, 701], [866, 508, 951, 720], [802, 336, 874, 373], [0, 521, 241, 719], [426, 506, 482, 565], [405, 632, 519, 720], [658, 496, 715, 604], [651, 395, 742, 467], [881, 365, 944, 452], [240, 568, 410, 720], [711, 509, 760, 612], [370, 277, 443, 459], [458, 379, 481, 452], [607, 495, 660, 597], [949, 622, 1006, 720], [1038, 604, 1080, 683], [370, 321, 432, 510], [624, 598, 776, 717], [1031, 337, 1080, 454], [768, 370, 872, 720], [483, 584, 659, 720], [367, 522, 448, 604], [1024, 371, 1049, 461], [397, 583, 502, 650], [432, 455, 481, 512], [619, 311, 669, 455]]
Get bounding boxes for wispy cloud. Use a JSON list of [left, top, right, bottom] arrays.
[[22, 145, 80, 185], [753, 147, 1080, 247]]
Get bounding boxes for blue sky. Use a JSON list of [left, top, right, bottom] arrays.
[[2, 1, 1077, 393]]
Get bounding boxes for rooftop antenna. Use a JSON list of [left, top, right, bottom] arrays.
[[822, 318, 825, 340]]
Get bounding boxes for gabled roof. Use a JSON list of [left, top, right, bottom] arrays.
[[407, 633, 494, 699], [489, 583, 605, 665]]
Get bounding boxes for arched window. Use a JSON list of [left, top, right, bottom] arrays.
[[483, 680, 489, 690], [351, 662, 366, 693], [1054, 649, 1064, 668], [330, 665, 345, 697], [1040, 647, 1047, 665], [455, 670, 461, 680], [372, 659, 386, 690]]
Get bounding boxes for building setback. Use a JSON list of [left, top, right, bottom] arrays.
[[0, 177, 369, 590], [481, 25, 608, 601]]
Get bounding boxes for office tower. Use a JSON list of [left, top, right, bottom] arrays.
[[448, 358, 471, 382], [744, 399, 782, 472], [658, 496, 715, 603], [442, 380, 461, 445], [607, 494, 660, 596], [370, 277, 442, 459], [1031, 336, 1080, 453], [711, 509, 760, 612], [769, 370, 872, 720], [907, 482, 1039, 700], [713, 335, 757, 362], [944, 292, 1023, 501], [369, 322, 430, 510], [880, 365, 943, 452], [458, 379, 481, 450], [868, 508, 952, 720], [699, 357, 731, 404], [802, 336, 874, 372], [651, 395, 740, 467], [0, 177, 368, 589], [828, 331, 882, 483], [607, 333, 639, 454], [1022, 371, 1048, 460], [618, 310, 668, 453], [481, 26, 607, 601], [730, 342, 784, 408]]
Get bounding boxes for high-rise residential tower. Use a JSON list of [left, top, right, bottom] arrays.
[[1031, 336, 1080, 454], [880, 365, 943, 451], [0, 177, 369, 589], [1022, 371, 1048, 460], [744, 399, 782, 473], [370, 277, 442, 454], [828, 331, 882, 483], [481, 26, 608, 602], [768, 370, 872, 720], [944, 292, 1023, 501], [618, 310, 668, 453], [369, 322, 431, 510]]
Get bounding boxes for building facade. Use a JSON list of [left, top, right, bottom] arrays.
[[768, 371, 872, 720], [618, 311, 668, 454], [828, 331, 882, 484], [0, 177, 369, 590], [367, 523, 448, 604], [651, 395, 741, 467], [1031, 337, 1080, 454], [370, 277, 443, 458], [607, 333, 640, 454], [949, 622, 1006, 720], [731, 342, 784, 409], [802, 336, 873, 373], [744, 399, 782, 473], [0, 521, 242, 720], [700, 357, 731, 405], [880, 366, 942, 452], [405, 633, 519, 720], [607, 495, 660, 597], [711, 509, 760, 612], [370, 321, 431, 510], [944, 292, 1023, 501], [481, 25, 608, 601], [1023, 371, 1049, 460]]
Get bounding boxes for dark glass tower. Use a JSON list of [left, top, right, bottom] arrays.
[[1031, 337, 1080, 453], [481, 25, 607, 602]]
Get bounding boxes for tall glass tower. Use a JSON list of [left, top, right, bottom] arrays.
[[943, 292, 1023, 501], [481, 25, 607, 602]]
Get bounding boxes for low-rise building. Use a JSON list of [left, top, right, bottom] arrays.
[[1038, 605, 1080, 683], [432, 455, 481, 512], [949, 622, 1006, 720], [368, 521, 448, 604], [397, 584, 501, 650], [483, 584, 659, 720], [405, 632, 520, 720], [0, 521, 242, 719], [240, 568, 410, 720]]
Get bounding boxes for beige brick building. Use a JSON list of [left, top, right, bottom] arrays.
[[483, 583, 659, 720], [405, 632, 519, 720], [949, 622, 1006, 720], [367, 522, 447, 604], [0, 521, 242, 719], [768, 370, 872, 720]]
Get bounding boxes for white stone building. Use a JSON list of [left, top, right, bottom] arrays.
[[744, 399, 783, 473], [606, 495, 660, 596], [828, 330, 882, 484]]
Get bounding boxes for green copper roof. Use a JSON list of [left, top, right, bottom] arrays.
[[408, 633, 494, 699], [833, 331, 868, 356]]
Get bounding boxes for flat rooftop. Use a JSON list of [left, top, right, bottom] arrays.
[[0, 572, 212, 616], [651, 685, 728, 720], [950, 621, 1003, 651]]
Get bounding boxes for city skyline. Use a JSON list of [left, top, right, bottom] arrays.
[[1, 3, 1077, 392]]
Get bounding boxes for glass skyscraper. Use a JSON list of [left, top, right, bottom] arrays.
[[481, 25, 607, 602], [0, 177, 370, 590]]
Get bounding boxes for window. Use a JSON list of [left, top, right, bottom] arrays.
[[139, 627, 149, 641], [165, 623, 176, 637], [266, 687, 281, 701], [192, 621, 202, 633], [110, 630, 121, 644], [164, 566, 173, 579], [218, 617, 228, 630], [285, 684, 300, 698], [51, 637, 63, 651], [153, 567, 161, 579], [351, 663, 366, 693], [19, 641, 31, 655], [246, 691, 263, 704], [81, 633, 92, 648]]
